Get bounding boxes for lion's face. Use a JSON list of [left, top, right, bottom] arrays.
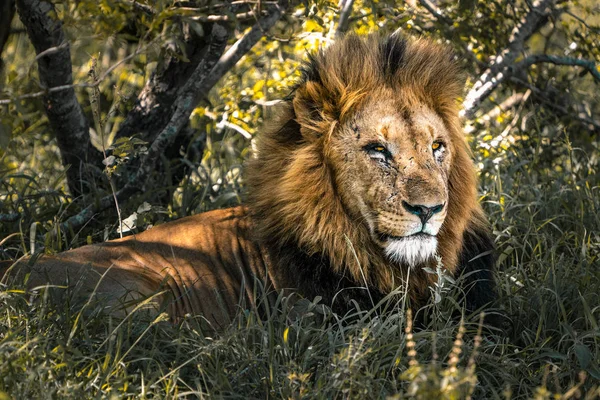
[[327, 95, 453, 267]]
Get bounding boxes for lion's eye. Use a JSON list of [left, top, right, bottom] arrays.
[[363, 143, 391, 162], [432, 141, 446, 163]]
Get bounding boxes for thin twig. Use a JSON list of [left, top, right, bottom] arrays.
[[125, 0, 267, 22], [217, 120, 252, 139], [564, 10, 600, 33], [34, 41, 68, 60], [88, 55, 124, 238], [253, 98, 281, 107], [182, 1, 277, 12]]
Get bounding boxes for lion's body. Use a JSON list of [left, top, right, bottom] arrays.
[[2, 207, 274, 327], [1, 33, 496, 326]]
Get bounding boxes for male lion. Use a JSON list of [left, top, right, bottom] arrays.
[[1, 33, 495, 328]]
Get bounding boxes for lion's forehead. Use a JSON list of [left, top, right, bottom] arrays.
[[361, 101, 448, 145], [408, 107, 447, 134]]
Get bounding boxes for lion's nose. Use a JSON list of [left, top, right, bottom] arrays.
[[402, 201, 445, 225]]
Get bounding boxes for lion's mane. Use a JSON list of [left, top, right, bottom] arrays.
[[247, 33, 495, 310]]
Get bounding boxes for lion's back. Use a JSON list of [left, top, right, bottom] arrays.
[[1, 206, 276, 326]]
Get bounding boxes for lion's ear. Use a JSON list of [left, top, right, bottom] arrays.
[[292, 80, 335, 141]]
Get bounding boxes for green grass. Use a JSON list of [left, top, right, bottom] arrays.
[[1, 129, 600, 398]]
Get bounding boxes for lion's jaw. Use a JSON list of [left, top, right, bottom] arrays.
[[330, 97, 451, 268]]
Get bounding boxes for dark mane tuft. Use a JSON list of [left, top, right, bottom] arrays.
[[299, 52, 323, 85], [379, 34, 407, 79]]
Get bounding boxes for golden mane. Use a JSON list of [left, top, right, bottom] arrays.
[[247, 33, 490, 299]]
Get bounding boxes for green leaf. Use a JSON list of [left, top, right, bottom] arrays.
[[574, 343, 592, 369]]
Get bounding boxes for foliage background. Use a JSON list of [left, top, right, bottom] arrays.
[[1, 0, 599, 398]]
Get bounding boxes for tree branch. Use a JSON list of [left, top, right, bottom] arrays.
[[16, 0, 101, 197], [513, 54, 600, 82], [113, 1, 288, 205], [61, 0, 289, 233], [462, 0, 558, 117], [60, 25, 229, 233], [417, 0, 452, 26], [336, 0, 355, 37]]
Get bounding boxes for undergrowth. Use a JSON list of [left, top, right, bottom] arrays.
[[1, 123, 599, 398]]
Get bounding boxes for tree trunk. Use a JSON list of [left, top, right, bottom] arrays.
[[16, 0, 102, 198]]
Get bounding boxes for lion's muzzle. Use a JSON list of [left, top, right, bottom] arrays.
[[401, 201, 445, 225]]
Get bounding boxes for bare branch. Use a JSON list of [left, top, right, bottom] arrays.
[[462, 0, 558, 117], [197, 0, 288, 85], [253, 98, 282, 107], [514, 54, 600, 82], [216, 118, 252, 139], [182, 2, 279, 12], [60, 25, 229, 233], [34, 41, 69, 60], [336, 0, 355, 37], [475, 55, 600, 124], [16, 0, 100, 197], [417, 0, 452, 26], [61, 0, 289, 232], [111, 30, 221, 147], [113, 1, 285, 197]]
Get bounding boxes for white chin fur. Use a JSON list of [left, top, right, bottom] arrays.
[[384, 235, 438, 267]]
